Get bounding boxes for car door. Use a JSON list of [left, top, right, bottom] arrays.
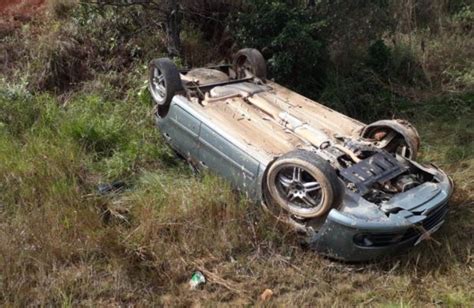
[[198, 124, 260, 198], [163, 104, 201, 161]]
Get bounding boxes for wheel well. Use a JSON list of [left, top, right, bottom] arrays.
[[261, 157, 277, 209], [361, 120, 420, 159], [156, 104, 170, 118]]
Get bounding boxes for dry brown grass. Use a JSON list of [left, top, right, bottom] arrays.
[[0, 2, 473, 306], [0, 89, 472, 307], [1, 170, 472, 305]]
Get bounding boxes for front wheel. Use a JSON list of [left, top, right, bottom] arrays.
[[149, 58, 183, 107], [361, 120, 420, 160], [265, 150, 343, 219]]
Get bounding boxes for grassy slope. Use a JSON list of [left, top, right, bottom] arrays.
[[1, 4, 473, 308], [1, 69, 473, 308]]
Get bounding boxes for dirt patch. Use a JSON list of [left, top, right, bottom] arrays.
[[0, 0, 45, 15], [0, 0, 45, 32]]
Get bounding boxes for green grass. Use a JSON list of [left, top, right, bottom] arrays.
[[0, 2, 473, 305], [0, 75, 473, 306]]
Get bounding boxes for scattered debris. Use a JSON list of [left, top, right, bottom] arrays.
[[192, 264, 249, 298], [189, 271, 206, 290], [260, 288, 273, 301], [97, 181, 126, 195]]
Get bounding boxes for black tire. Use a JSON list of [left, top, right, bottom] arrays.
[[265, 150, 344, 219], [149, 58, 183, 107], [232, 48, 267, 81], [361, 120, 420, 160]]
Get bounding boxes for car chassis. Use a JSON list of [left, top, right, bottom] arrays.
[[148, 49, 453, 261]]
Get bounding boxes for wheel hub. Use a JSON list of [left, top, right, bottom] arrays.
[[151, 68, 166, 101], [276, 166, 322, 209]]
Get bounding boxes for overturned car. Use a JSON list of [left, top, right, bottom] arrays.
[[148, 48, 453, 261]]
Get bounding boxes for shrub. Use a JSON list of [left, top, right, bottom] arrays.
[[389, 42, 427, 85], [367, 39, 392, 75], [366, 39, 428, 86], [233, 0, 329, 96], [452, 4, 473, 33], [47, 0, 78, 19], [31, 28, 89, 92], [0, 81, 42, 136], [23, 3, 168, 94], [319, 67, 404, 121], [62, 96, 128, 158]]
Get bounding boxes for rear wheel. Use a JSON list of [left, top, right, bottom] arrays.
[[232, 48, 267, 81], [265, 150, 343, 219], [149, 58, 182, 107]]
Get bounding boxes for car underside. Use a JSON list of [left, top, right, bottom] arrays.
[[148, 49, 453, 261]]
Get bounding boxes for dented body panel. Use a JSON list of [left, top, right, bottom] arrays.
[[156, 77, 453, 261]]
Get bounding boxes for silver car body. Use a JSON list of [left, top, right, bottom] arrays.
[[155, 80, 453, 261]]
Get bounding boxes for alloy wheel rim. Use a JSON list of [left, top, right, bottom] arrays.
[[236, 56, 254, 78], [151, 67, 166, 102], [275, 165, 324, 214]]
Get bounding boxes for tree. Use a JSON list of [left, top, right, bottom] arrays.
[[84, 0, 182, 56]]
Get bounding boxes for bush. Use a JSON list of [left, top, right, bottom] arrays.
[[47, 0, 78, 19], [0, 81, 42, 136], [22, 3, 168, 94], [367, 39, 392, 75], [32, 28, 89, 92], [366, 39, 428, 86], [319, 67, 407, 121], [63, 97, 127, 157], [233, 0, 329, 96], [452, 4, 473, 33]]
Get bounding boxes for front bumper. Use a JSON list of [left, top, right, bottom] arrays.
[[308, 169, 453, 262]]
